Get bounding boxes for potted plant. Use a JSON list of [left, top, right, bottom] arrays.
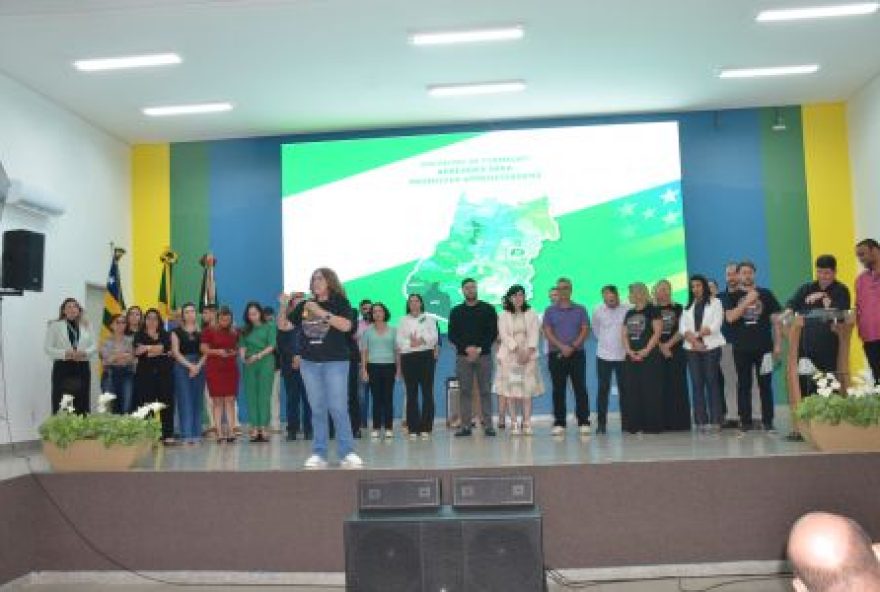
[[39, 394, 163, 471], [794, 372, 880, 452]]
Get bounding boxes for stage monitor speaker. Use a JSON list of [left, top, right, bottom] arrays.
[[453, 475, 535, 509], [2, 229, 44, 292], [358, 478, 441, 512], [344, 507, 544, 592]]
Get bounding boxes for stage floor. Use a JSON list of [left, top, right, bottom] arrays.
[[2, 407, 815, 476]]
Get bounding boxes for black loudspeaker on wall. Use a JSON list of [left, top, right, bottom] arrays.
[[2, 230, 44, 292]]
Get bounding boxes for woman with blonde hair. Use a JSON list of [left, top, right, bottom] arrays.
[[494, 285, 543, 435], [621, 283, 664, 433], [291, 267, 362, 469], [653, 279, 691, 431], [45, 298, 96, 414]]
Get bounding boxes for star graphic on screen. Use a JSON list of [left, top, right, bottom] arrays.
[[643, 208, 656, 219], [660, 188, 678, 204], [619, 203, 636, 217], [663, 211, 681, 225]]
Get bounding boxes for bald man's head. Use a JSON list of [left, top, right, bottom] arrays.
[[788, 512, 880, 592]]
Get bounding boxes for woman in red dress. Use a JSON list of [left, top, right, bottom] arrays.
[[200, 306, 239, 443]]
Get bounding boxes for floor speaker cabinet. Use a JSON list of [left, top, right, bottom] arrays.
[[453, 475, 535, 509], [2, 229, 44, 292], [358, 477, 441, 512], [344, 506, 544, 592]]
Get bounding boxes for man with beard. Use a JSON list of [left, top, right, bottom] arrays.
[[724, 261, 782, 432], [449, 278, 498, 437]]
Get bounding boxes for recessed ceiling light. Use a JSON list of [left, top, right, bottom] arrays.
[[142, 102, 233, 117], [74, 53, 182, 72], [718, 65, 820, 78], [410, 25, 524, 46], [756, 2, 879, 21], [428, 80, 527, 97]]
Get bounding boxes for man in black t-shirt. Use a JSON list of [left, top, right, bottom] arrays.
[[449, 278, 499, 437], [786, 255, 851, 398], [723, 260, 782, 431]]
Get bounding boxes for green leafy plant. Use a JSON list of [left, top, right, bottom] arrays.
[[795, 372, 880, 428], [39, 394, 163, 449]]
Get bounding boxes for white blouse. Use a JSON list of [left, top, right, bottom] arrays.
[[396, 313, 439, 354]]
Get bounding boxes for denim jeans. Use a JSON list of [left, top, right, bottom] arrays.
[[358, 381, 371, 428], [284, 369, 313, 435], [300, 360, 354, 459], [173, 354, 206, 441], [101, 366, 134, 414], [686, 348, 723, 425]]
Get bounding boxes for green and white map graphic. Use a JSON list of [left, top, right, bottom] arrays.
[[282, 122, 687, 325]]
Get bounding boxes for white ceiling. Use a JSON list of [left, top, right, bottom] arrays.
[[1, 0, 879, 144]]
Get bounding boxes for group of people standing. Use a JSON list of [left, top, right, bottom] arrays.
[[44, 237, 880, 468]]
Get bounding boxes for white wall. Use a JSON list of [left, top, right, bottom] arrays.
[[849, 72, 880, 243], [0, 71, 131, 443]]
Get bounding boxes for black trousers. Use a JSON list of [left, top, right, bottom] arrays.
[[596, 358, 624, 427], [134, 359, 174, 438], [51, 360, 91, 414], [621, 352, 664, 433], [661, 346, 691, 431], [732, 349, 774, 427], [548, 349, 590, 426], [864, 341, 880, 384], [348, 358, 361, 435], [401, 350, 435, 434], [367, 363, 396, 430]]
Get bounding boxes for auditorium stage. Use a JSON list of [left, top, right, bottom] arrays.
[[2, 410, 879, 586], [1, 408, 821, 476]]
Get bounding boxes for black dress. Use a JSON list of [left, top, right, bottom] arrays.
[[657, 303, 691, 431], [133, 330, 174, 438], [622, 305, 664, 434]]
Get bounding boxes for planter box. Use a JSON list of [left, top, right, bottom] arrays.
[[807, 422, 880, 453], [42, 440, 152, 472]]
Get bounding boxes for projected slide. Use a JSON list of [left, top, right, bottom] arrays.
[[282, 122, 687, 325]]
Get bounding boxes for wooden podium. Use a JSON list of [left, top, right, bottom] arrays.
[[785, 310, 855, 435]]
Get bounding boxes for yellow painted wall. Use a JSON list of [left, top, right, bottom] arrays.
[[131, 144, 170, 309], [802, 103, 861, 372]]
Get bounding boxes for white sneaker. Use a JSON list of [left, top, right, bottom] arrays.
[[371, 430, 380, 440], [340, 453, 364, 469], [510, 424, 521, 436], [304, 454, 328, 469], [551, 426, 565, 436], [579, 424, 592, 435], [421, 432, 431, 441], [409, 433, 418, 441], [384, 430, 394, 440]]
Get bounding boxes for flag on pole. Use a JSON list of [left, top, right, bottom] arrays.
[[101, 246, 127, 341], [198, 252, 218, 311], [158, 247, 178, 322]]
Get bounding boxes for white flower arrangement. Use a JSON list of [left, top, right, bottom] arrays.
[[96, 392, 117, 414], [58, 394, 76, 413], [812, 371, 841, 397], [131, 401, 167, 419]]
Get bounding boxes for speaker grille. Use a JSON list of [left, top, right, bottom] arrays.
[[462, 518, 544, 591], [345, 522, 421, 592], [453, 475, 535, 508], [358, 478, 441, 512]]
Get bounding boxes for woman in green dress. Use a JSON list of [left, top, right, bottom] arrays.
[[239, 302, 276, 443]]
